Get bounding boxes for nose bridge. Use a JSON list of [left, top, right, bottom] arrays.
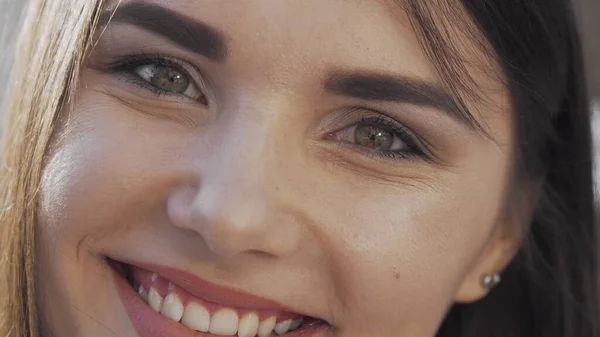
[[204, 103, 279, 208], [177, 100, 302, 258]]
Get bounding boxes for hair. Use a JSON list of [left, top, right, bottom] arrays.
[[0, 0, 597, 337]]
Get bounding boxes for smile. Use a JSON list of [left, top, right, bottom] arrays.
[[108, 259, 330, 337]]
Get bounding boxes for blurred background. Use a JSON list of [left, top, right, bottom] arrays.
[[0, 0, 599, 190]]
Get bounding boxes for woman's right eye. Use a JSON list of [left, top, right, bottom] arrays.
[[133, 63, 205, 102], [111, 55, 208, 104]]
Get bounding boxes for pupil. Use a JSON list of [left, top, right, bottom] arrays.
[[151, 66, 189, 94], [355, 124, 394, 150]]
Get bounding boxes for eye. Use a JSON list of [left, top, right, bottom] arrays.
[[134, 63, 204, 101], [109, 54, 207, 104], [327, 116, 426, 160], [351, 123, 407, 151]]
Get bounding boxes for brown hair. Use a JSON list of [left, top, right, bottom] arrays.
[[0, 0, 105, 335]]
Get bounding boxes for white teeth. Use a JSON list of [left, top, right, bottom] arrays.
[[274, 319, 292, 335], [237, 312, 259, 337], [257, 316, 277, 337], [148, 288, 163, 312], [137, 285, 149, 303], [160, 293, 184, 322], [209, 308, 239, 336], [144, 287, 298, 337], [289, 317, 304, 331], [181, 302, 211, 332]]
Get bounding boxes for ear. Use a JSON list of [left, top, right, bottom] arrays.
[[453, 223, 522, 303], [453, 181, 542, 303]]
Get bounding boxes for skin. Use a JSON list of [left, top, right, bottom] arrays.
[[36, 0, 523, 336]]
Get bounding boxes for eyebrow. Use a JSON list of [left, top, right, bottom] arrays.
[[99, 1, 228, 62], [325, 72, 476, 128]]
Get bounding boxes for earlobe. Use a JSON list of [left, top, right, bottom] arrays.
[[454, 178, 542, 303], [453, 231, 519, 303]]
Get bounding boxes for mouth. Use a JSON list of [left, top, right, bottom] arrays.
[[108, 258, 330, 337]]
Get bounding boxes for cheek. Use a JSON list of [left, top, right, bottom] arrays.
[[38, 89, 194, 239], [309, 159, 509, 333], [35, 98, 184, 335]]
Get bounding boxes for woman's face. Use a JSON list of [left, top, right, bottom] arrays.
[[37, 0, 518, 336]]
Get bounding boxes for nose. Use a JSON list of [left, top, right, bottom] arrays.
[[167, 116, 303, 259]]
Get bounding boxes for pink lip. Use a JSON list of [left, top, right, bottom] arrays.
[[110, 259, 330, 337], [121, 260, 302, 313]]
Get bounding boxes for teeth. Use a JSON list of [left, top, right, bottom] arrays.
[[209, 308, 239, 336], [289, 317, 304, 331], [142, 285, 302, 337], [273, 319, 292, 335], [237, 312, 259, 337], [148, 287, 163, 312], [137, 285, 149, 303], [181, 302, 211, 332], [160, 293, 184, 322], [257, 317, 276, 337]]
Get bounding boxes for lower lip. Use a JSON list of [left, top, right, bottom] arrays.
[[111, 261, 330, 337]]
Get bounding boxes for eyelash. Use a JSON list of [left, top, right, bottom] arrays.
[[346, 115, 429, 161], [106, 54, 429, 162], [106, 53, 205, 101]]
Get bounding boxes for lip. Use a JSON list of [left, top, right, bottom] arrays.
[[109, 258, 331, 337], [121, 259, 301, 313]]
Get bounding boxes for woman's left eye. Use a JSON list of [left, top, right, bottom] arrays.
[[327, 116, 426, 160]]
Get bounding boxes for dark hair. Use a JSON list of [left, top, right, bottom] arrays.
[[402, 1, 598, 336]]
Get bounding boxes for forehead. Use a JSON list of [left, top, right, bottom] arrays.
[[104, 0, 435, 76]]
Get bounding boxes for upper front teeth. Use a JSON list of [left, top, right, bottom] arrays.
[[210, 308, 239, 335], [238, 312, 259, 337], [138, 285, 303, 337], [181, 301, 210, 332]]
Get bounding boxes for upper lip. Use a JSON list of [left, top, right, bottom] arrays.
[[118, 259, 308, 316]]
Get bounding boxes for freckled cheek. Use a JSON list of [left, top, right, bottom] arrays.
[[310, 182, 502, 325], [37, 101, 187, 253]]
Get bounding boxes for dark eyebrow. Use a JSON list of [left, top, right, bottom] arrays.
[[325, 71, 476, 128], [99, 1, 228, 62]]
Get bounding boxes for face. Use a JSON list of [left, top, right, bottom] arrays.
[[36, 0, 518, 336]]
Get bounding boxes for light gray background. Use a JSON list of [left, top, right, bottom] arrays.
[[0, 0, 599, 191]]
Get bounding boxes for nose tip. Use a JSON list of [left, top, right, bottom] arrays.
[[167, 183, 302, 259]]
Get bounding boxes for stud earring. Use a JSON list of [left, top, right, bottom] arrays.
[[481, 273, 502, 289]]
